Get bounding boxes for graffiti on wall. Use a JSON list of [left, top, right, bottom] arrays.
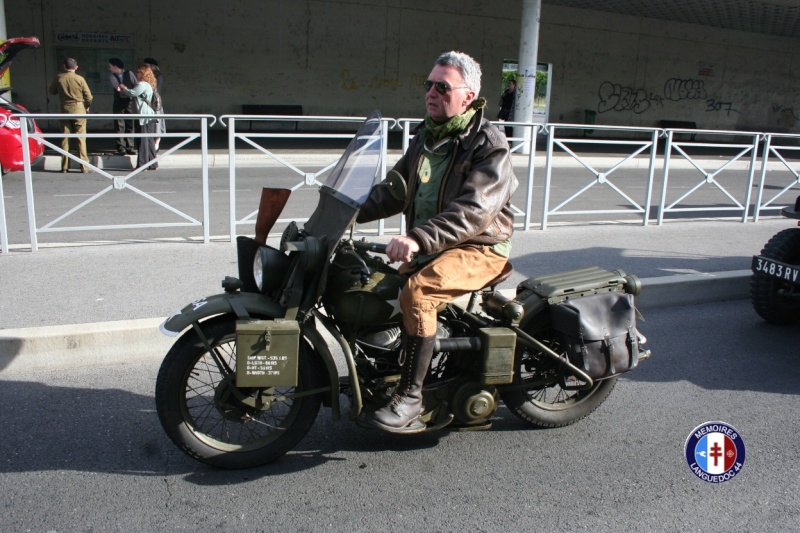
[[663, 78, 707, 101], [597, 77, 738, 116], [598, 82, 662, 114], [705, 100, 737, 115]]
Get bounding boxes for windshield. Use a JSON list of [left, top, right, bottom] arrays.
[[320, 111, 383, 205], [304, 110, 383, 241]]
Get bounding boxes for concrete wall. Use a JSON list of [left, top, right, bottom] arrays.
[[6, 1, 800, 133], [543, 6, 800, 133]]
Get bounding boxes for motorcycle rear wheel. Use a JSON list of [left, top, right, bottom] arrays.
[[155, 315, 322, 469], [750, 227, 800, 325], [500, 327, 617, 428]]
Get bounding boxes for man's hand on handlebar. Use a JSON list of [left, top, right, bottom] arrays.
[[385, 236, 420, 263]]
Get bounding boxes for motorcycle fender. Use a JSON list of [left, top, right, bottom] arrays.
[[159, 292, 285, 337]]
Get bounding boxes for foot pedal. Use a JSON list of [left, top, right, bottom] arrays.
[[450, 419, 493, 432], [423, 413, 455, 432]]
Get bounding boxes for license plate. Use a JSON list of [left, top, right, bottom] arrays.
[[752, 255, 800, 285]]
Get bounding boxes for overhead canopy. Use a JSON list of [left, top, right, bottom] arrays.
[[545, 0, 800, 38]]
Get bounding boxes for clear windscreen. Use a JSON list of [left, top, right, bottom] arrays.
[[321, 110, 383, 206]]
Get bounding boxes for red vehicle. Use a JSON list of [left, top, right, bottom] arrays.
[[0, 36, 44, 173]]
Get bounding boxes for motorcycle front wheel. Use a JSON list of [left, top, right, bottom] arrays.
[[751, 227, 800, 325], [155, 315, 323, 469], [500, 326, 617, 428]]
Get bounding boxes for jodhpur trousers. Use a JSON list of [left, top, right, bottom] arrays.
[[399, 246, 508, 337]]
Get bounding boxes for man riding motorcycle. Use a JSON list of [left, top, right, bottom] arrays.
[[356, 50, 518, 433]]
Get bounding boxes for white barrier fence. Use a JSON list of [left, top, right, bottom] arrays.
[[2, 113, 800, 252], [542, 124, 660, 230], [11, 113, 215, 253], [659, 129, 760, 224], [221, 115, 392, 238]]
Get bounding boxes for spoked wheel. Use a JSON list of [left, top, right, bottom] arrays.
[[155, 315, 323, 469], [500, 326, 617, 428], [751, 227, 800, 325]]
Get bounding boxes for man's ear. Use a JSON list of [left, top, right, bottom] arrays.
[[463, 91, 476, 108]]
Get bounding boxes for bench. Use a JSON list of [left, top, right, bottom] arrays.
[[241, 104, 304, 131], [659, 120, 697, 141]]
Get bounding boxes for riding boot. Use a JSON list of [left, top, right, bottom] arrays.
[[367, 334, 436, 433]]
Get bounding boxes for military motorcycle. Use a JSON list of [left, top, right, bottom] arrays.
[[155, 111, 651, 469], [751, 194, 800, 324]]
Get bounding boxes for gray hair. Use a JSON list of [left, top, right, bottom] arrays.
[[435, 50, 482, 96]]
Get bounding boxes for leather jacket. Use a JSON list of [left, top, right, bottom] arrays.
[[357, 107, 518, 256]]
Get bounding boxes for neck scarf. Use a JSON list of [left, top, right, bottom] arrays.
[[423, 97, 487, 143]]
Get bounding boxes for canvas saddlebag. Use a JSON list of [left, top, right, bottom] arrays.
[[550, 291, 640, 380]]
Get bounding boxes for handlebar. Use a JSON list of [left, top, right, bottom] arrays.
[[351, 240, 387, 255]]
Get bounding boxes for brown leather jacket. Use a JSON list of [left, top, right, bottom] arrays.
[[357, 107, 518, 256]]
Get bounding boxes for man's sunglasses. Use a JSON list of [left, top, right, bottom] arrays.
[[423, 80, 469, 95]]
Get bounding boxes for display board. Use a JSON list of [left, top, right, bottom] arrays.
[[53, 33, 135, 95]]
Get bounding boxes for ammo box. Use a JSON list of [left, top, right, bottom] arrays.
[[479, 327, 516, 385], [236, 319, 300, 388]]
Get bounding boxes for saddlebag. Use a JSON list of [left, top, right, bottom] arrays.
[[550, 292, 639, 380]]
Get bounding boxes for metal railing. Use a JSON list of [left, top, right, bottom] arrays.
[[5, 112, 800, 253], [753, 132, 800, 222], [658, 128, 760, 224], [17, 113, 215, 252], [541, 124, 659, 230], [221, 115, 392, 239]]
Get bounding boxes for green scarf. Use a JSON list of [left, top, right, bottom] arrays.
[[424, 97, 486, 143]]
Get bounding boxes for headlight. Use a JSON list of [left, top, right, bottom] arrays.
[[252, 245, 291, 295], [253, 251, 265, 292], [0, 116, 21, 129]]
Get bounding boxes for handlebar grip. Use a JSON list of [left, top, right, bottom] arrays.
[[353, 241, 387, 254]]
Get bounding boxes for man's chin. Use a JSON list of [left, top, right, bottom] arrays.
[[427, 111, 445, 122]]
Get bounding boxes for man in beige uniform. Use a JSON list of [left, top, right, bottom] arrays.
[[49, 58, 93, 172]]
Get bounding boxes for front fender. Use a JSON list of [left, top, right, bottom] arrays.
[[160, 292, 285, 336]]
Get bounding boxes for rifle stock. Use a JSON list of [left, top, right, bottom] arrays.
[[254, 188, 292, 244]]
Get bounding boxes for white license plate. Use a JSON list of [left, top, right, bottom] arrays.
[[752, 255, 800, 285]]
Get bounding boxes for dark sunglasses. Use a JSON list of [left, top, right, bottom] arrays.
[[423, 80, 468, 95]]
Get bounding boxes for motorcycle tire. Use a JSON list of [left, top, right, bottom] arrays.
[[500, 326, 618, 428], [751, 227, 800, 325], [155, 315, 323, 469]]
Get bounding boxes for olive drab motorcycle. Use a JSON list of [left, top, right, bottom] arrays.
[[155, 111, 652, 469]]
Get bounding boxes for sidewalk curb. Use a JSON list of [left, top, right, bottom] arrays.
[[0, 271, 752, 374]]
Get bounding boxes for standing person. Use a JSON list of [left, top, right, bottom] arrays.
[[143, 57, 165, 151], [48, 57, 93, 173], [108, 58, 137, 155], [357, 50, 517, 433], [497, 78, 516, 138], [117, 63, 158, 171]]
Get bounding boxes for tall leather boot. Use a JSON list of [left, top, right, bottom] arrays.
[[367, 334, 436, 434]]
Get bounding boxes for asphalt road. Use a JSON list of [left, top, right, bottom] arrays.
[[1, 298, 798, 531]]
